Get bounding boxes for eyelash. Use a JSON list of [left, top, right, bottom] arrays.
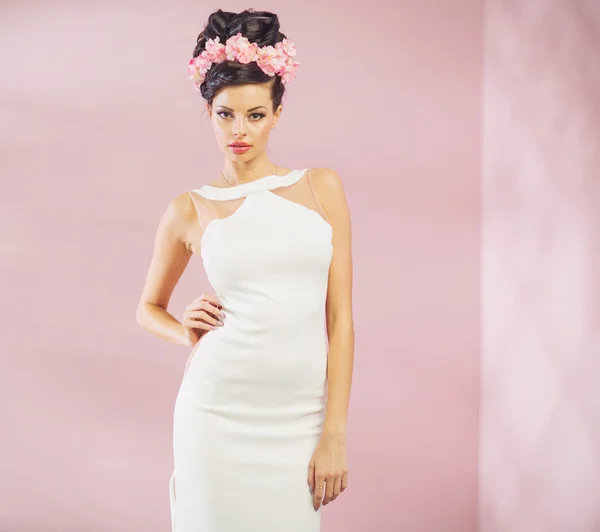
[[217, 112, 266, 120]]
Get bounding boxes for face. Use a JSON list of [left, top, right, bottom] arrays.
[[207, 83, 282, 160]]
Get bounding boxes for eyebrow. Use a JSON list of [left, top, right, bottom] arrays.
[[216, 105, 268, 112]]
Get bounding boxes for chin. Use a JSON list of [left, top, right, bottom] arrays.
[[227, 152, 252, 159], [225, 148, 258, 158]]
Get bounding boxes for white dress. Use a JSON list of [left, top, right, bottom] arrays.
[[170, 168, 333, 531]]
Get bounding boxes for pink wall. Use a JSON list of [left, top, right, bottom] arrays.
[[0, 1, 481, 531], [481, 1, 600, 531]]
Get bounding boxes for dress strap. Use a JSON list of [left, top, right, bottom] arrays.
[[306, 169, 330, 224]]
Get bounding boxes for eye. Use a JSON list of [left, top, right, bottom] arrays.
[[217, 111, 231, 119], [250, 113, 266, 120]]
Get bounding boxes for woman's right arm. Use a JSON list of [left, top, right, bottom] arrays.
[[135, 192, 196, 346]]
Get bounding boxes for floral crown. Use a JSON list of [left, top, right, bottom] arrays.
[[188, 32, 299, 91]]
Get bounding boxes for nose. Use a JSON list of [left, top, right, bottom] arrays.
[[232, 116, 247, 138]]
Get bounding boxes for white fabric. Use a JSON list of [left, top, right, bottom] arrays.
[[170, 168, 333, 531]]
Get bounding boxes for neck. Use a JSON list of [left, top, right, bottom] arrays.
[[221, 158, 278, 186]]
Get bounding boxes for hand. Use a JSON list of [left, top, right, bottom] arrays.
[[307, 432, 348, 511], [181, 293, 225, 346]]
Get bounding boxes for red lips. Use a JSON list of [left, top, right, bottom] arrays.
[[229, 142, 251, 147]]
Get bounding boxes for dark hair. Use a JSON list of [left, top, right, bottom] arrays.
[[193, 9, 287, 110]]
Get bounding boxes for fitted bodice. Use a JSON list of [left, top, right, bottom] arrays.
[[187, 167, 332, 336], [181, 167, 333, 408]]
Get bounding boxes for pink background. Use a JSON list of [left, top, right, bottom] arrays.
[[0, 1, 481, 530], [3, 1, 596, 531], [480, 1, 600, 531]]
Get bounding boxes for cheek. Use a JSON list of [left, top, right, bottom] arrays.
[[253, 121, 272, 142], [212, 120, 229, 140]]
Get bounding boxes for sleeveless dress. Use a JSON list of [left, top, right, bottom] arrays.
[[169, 168, 333, 531]]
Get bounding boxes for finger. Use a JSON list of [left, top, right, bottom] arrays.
[[199, 300, 226, 319], [307, 462, 315, 494], [189, 298, 223, 316], [187, 302, 225, 323], [182, 318, 213, 331], [322, 474, 334, 506], [341, 471, 349, 492], [183, 312, 220, 330], [199, 300, 226, 322], [196, 293, 223, 309], [189, 310, 222, 327], [313, 473, 325, 510], [330, 476, 342, 502], [188, 298, 222, 318]]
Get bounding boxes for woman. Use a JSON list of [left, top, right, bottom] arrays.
[[136, 9, 354, 531]]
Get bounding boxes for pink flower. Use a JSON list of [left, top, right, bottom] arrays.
[[195, 53, 213, 71], [238, 42, 259, 63], [187, 52, 212, 85], [187, 38, 228, 89], [256, 45, 287, 76], [276, 39, 297, 58], [281, 59, 300, 85], [204, 37, 227, 62], [225, 33, 258, 64], [273, 39, 298, 83], [187, 60, 202, 83], [188, 34, 300, 90]]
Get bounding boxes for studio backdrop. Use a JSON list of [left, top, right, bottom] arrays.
[[1, 1, 597, 531]]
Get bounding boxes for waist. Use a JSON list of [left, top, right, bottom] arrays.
[[222, 299, 324, 329], [182, 330, 327, 402]]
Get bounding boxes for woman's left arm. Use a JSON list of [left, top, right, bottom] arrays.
[[307, 168, 355, 510]]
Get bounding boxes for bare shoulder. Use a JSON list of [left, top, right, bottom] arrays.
[[308, 167, 348, 217], [170, 191, 197, 219], [309, 167, 345, 193], [155, 191, 199, 248], [161, 191, 197, 227]]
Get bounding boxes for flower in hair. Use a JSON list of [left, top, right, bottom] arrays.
[[256, 44, 286, 76], [188, 33, 300, 91], [204, 36, 227, 62], [276, 39, 299, 84], [225, 33, 259, 63]]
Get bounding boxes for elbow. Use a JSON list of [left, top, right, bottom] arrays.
[[326, 312, 354, 335], [136, 300, 167, 332], [136, 302, 148, 329]]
